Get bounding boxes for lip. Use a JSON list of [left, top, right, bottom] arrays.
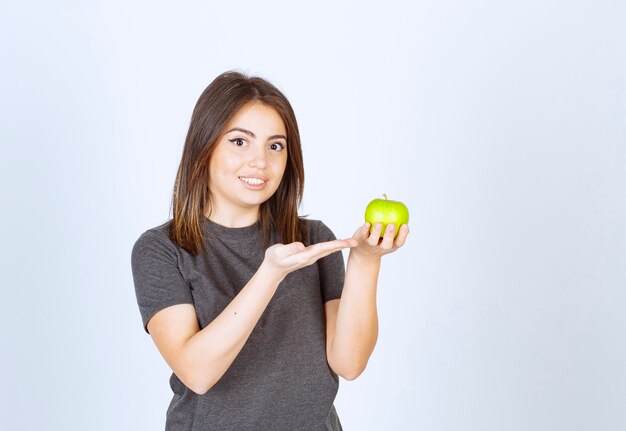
[[239, 174, 269, 181], [238, 176, 269, 190]]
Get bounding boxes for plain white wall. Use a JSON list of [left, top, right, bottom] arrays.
[[2, 1, 625, 430]]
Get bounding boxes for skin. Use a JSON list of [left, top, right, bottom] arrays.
[[204, 101, 289, 227], [147, 101, 410, 395]]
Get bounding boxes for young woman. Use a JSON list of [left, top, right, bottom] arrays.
[[131, 71, 409, 431]]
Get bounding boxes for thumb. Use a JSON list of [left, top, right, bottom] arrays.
[[353, 222, 370, 239], [275, 241, 306, 258]]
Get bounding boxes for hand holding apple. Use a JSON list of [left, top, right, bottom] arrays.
[[364, 194, 409, 238], [349, 195, 409, 260]]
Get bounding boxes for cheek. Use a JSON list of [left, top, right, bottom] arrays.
[[274, 154, 288, 174], [211, 152, 243, 176]]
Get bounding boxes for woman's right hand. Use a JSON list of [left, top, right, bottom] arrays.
[[262, 238, 358, 280]]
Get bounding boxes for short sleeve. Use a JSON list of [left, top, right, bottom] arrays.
[[130, 230, 194, 334], [314, 221, 346, 303]]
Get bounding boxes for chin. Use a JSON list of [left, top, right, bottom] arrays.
[[240, 194, 273, 208]]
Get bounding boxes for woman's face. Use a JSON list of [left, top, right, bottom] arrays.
[[207, 101, 288, 219]]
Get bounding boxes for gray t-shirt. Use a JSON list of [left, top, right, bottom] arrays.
[[131, 217, 346, 431]]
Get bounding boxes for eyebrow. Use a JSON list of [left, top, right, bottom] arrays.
[[225, 127, 286, 141]]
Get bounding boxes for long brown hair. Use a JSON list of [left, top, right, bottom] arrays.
[[169, 71, 306, 255]]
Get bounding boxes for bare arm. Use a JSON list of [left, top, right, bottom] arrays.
[[148, 239, 356, 395], [326, 222, 409, 380]]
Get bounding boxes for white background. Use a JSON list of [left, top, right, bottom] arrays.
[[1, 1, 625, 430]]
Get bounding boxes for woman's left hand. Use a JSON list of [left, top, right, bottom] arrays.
[[349, 222, 410, 261]]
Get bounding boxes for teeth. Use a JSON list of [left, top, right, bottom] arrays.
[[240, 177, 265, 185]]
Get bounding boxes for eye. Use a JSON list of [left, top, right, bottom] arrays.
[[229, 138, 247, 147], [270, 142, 285, 152]]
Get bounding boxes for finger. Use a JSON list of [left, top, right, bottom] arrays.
[[367, 223, 383, 246], [274, 241, 306, 258], [394, 224, 410, 248], [341, 238, 359, 248], [306, 239, 355, 257], [354, 223, 370, 240], [294, 240, 352, 265], [306, 247, 347, 263], [380, 224, 396, 250]]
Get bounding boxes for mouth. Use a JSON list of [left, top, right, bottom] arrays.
[[239, 176, 269, 189]]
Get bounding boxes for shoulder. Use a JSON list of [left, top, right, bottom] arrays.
[[131, 220, 178, 260], [299, 218, 337, 244]]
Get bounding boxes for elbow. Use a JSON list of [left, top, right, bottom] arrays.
[[188, 382, 211, 396], [178, 370, 219, 396], [175, 349, 231, 395], [330, 359, 366, 381], [186, 377, 218, 396], [340, 367, 365, 381]]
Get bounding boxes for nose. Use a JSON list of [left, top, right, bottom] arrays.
[[248, 146, 267, 169]]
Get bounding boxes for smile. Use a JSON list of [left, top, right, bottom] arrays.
[[239, 177, 268, 190], [239, 177, 268, 186]]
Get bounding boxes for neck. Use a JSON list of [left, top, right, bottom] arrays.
[[204, 206, 260, 228]]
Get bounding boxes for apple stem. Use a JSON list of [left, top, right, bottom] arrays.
[[383, 193, 388, 200]]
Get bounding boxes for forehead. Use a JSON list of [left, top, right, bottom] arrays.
[[226, 101, 286, 134]]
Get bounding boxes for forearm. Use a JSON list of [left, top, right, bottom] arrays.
[[181, 264, 283, 393], [154, 239, 355, 395], [330, 253, 381, 379]]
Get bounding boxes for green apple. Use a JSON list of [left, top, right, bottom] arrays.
[[364, 194, 409, 238]]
